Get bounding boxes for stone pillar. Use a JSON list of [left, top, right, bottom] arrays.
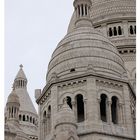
[[72, 101, 77, 120], [80, 5, 82, 17], [101, 23, 107, 37], [97, 99, 101, 121], [51, 85, 58, 131], [123, 20, 128, 37], [38, 105, 42, 140], [86, 77, 98, 123], [123, 84, 133, 135], [83, 4, 85, 16], [118, 103, 123, 125], [83, 99, 87, 121], [107, 100, 112, 124]]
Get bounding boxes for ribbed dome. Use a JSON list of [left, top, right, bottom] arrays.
[[67, 0, 135, 33], [7, 90, 20, 105], [90, 0, 136, 24], [46, 26, 127, 82]]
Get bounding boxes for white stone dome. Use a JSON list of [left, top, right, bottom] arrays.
[[46, 26, 127, 82], [7, 90, 20, 105], [67, 0, 135, 33], [90, 0, 136, 24]]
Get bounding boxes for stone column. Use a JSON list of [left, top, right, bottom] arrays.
[[107, 100, 112, 124], [72, 101, 76, 120], [118, 103, 123, 125], [83, 4, 85, 16], [123, 20, 128, 37], [83, 99, 87, 121], [86, 77, 98, 123], [97, 99, 101, 121], [123, 84, 133, 135], [80, 5, 82, 17]]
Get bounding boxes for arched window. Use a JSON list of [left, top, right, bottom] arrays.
[[111, 96, 118, 124], [23, 115, 25, 121], [48, 106, 51, 114], [109, 28, 113, 37], [114, 27, 117, 36], [76, 94, 85, 122], [30, 116, 32, 123], [19, 114, 22, 121], [100, 94, 107, 122], [43, 111, 47, 118], [130, 25, 134, 34], [118, 26, 122, 35], [67, 96, 72, 109]]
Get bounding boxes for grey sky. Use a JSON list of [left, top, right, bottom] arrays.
[[5, 0, 73, 110]]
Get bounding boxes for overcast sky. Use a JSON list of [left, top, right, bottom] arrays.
[[5, 0, 73, 110]]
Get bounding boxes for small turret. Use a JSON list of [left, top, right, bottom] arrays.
[[73, 0, 92, 27], [13, 64, 27, 89], [6, 89, 20, 124], [55, 98, 79, 140]]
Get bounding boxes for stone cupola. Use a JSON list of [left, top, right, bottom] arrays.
[[13, 64, 27, 89], [73, 0, 92, 27], [6, 89, 20, 124]]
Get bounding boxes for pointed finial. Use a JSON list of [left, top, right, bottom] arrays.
[[20, 64, 23, 69]]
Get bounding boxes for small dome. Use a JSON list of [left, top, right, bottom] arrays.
[[7, 90, 20, 104], [46, 26, 127, 82]]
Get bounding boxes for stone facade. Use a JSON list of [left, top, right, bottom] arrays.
[[5, 0, 136, 140], [36, 0, 136, 140]]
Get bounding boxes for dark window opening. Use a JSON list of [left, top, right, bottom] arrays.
[[85, 5, 87, 15], [111, 96, 118, 124], [48, 106, 51, 117], [43, 111, 46, 118], [100, 94, 107, 122], [23, 115, 25, 121], [114, 27, 117, 36], [70, 68, 75, 72], [78, 5, 80, 16], [134, 25, 136, 34], [130, 25, 134, 34], [67, 96, 72, 109], [124, 50, 128, 53], [76, 94, 85, 122], [109, 28, 113, 37], [118, 26, 122, 35], [19, 114, 21, 121], [81, 4, 84, 16]]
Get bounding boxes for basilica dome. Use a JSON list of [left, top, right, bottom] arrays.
[[46, 26, 127, 82], [90, 0, 136, 24]]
